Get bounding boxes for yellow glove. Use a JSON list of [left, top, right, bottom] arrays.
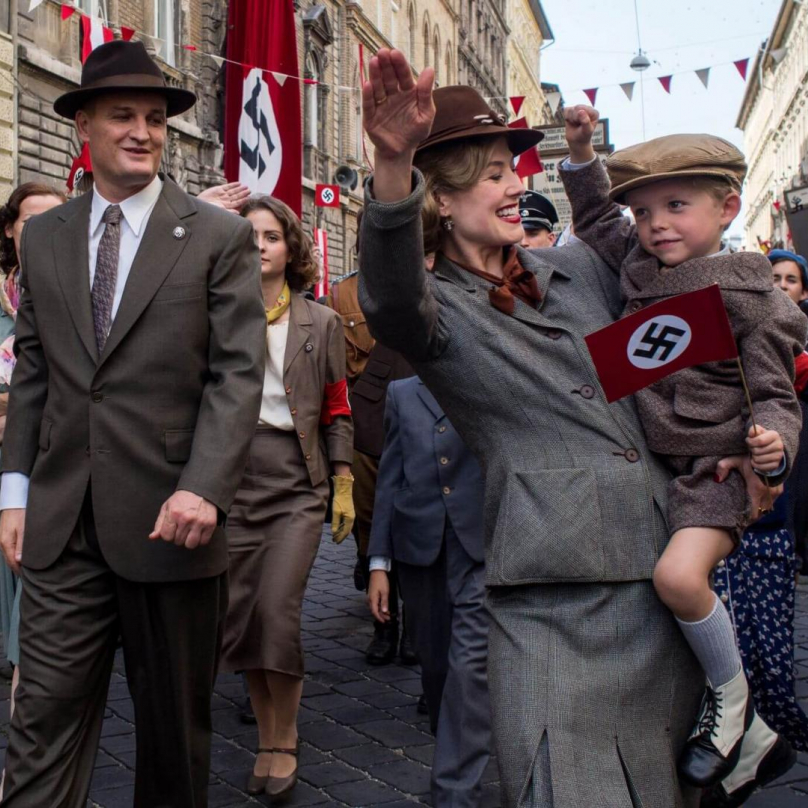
[[331, 474, 355, 544]]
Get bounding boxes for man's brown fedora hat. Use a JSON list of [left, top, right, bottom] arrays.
[[416, 86, 543, 155], [606, 133, 747, 204], [54, 39, 197, 119]]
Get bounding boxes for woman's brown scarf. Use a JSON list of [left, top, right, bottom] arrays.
[[454, 248, 542, 315]]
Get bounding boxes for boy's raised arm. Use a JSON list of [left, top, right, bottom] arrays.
[[558, 105, 638, 274]]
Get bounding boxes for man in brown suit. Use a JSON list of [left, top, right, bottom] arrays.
[[0, 41, 265, 807]]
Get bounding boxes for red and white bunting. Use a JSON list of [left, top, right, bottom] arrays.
[[510, 96, 525, 116], [80, 14, 113, 63], [734, 59, 750, 81], [545, 92, 562, 116], [620, 82, 635, 101], [60, 4, 75, 19], [658, 75, 673, 94], [508, 117, 543, 179], [583, 88, 598, 106], [696, 68, 711, 89], [28, 0, 45, 11], [313, 228, 329, 299]]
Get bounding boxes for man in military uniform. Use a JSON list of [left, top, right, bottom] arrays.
[[519, 190, 559, 249]]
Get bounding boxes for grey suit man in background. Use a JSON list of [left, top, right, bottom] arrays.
[[0, 40, 265, 807], [367, 376, 490, 808]]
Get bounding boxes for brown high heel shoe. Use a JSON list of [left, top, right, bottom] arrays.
[[265, 741, 300, 798], [246, 748, 273, 795]]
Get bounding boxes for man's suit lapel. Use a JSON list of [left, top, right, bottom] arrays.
[[99, 179, 196, 368], [283, 292, 313, 374], [53, 193, 97, 363]]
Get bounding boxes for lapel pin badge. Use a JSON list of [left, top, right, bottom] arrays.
[[305, 343, 313, 352], [173, 226, 186, 240]]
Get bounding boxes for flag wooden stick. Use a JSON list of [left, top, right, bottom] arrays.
[[735, 357, 774, 513]]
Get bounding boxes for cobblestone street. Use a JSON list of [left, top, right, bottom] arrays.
[[0, 533, 807, 805]]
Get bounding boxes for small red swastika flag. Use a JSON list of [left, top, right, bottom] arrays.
[[315, 184, 340, 208]]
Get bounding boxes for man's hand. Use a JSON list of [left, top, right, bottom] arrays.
[[564, 105, 599, 163], [367, 569, 391, 623], [148, 490, 217, 550], [715, 454, 782, 519], [0, 508, 25, 575], [746, 425, 785, 472]]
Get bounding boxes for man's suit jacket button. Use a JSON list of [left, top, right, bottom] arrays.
[[285, 386, 292, 394], [440, 457, 449, 465], [627, 301, 643, 313], [91, 391, 104, 403], [545, 329, 562, 340], [305, 453, 311, 460], [624, 448, 640, 463], [291, 408, 297, 415], [443, 486, 451, 495], [438, 426, 446, 433], [579, 385, 595, 399], [299, 431, 306, 439]]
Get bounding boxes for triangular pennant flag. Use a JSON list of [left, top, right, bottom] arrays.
[[80, 14, 113, 63], [620, 82, 635, 101], [583, 88, 598, 106], [546, 92, 561, 116], [209, 54, 225, 67], [29, 0, 45, 11], [509, 117, 544, 178], [182, 44, 197, 51], [696, 68, 711, 88], [271, 71, 288, 87], [510, 96, 525, 116], [120, 25, 135, 41], [734, 59, 750, 81], [60, 3, 75, 19], [658, 75, 673, 94], [771, 47, 787, 64]]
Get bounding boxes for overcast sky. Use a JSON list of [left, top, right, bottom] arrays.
[[538, 0, 785, 238]]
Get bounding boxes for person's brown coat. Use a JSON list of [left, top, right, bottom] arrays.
[[325, 272, 375, 385], [281, 291, 353, 485], [1, 177, 267, 582], [561, 158, 807, 463]]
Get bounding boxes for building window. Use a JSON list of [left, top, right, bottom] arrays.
[[423, 18, 430, 66], [305, 52, 321, 149], [390, 0, 399, 49], [78, 0, 107, 20], [407, 4, 416, 62], [154, 0, 177, 67], [433, 31, 440, 84]]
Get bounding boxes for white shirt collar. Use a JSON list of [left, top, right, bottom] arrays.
[[90, 175, 164, 238]]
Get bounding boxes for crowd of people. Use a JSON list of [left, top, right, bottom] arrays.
[[0, 36, 806, 808]]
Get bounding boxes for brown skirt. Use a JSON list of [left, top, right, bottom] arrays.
[[220, 426, 329, 677]]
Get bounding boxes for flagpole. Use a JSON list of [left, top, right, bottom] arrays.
[[735, 357, 774, 513]]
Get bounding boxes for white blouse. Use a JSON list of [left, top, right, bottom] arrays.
[[258, 322, 295, 430]]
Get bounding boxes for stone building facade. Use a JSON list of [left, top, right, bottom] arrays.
[[457, 0, 507, 116], [506, 0, 552, 128], [737, 0, 808, 250]]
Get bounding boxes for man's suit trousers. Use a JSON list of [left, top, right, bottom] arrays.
[[397, 522, 491, 808], [1, 492, 228, 808]]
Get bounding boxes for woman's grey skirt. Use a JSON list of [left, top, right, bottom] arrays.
[[220, 426, 328, 678], [487, 580, 703, 808]]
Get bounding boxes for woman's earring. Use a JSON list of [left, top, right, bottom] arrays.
[[442, 217, 455, 232]]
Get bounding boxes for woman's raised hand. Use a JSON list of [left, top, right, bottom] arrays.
[[362, 49, 435, 161]]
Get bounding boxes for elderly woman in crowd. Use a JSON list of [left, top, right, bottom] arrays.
[[0, 183, 66, 706], [219, 195, 354, 800], [356, 48, 775, 808]]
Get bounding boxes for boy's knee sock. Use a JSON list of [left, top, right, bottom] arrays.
[[676, 593, 742, 689]]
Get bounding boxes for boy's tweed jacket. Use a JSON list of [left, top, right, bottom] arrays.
[[358, 171, 703, 808], [561, 158, 807, 463]]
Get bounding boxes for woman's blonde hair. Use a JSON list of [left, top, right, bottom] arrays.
[[241, 196, 320, 291], [414, 136, 499, 255]]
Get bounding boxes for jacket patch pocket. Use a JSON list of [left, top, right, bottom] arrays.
[[164, 429, 195, 462], [38, 419, 52, 451], [152, 282, 206, 303], [496, 468, 604, 583], [352, 376, 385, 403], [673, 383, 744, 424]]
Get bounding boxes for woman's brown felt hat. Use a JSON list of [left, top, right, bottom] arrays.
[[416, 86, 544, 155], [54, 39, 197, 119]]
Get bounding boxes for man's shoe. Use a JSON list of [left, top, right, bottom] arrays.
[[365, 620, 398, 665], [353, 557, 366, 591], [399, 631, 419, 665], [679, 669, 754, 788], [701, 713, 797, 807]]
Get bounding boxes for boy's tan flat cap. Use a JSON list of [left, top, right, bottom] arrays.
[[606, 133, 747, 204]]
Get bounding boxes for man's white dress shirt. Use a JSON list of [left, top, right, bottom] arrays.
[[0, 176, 163, 510]]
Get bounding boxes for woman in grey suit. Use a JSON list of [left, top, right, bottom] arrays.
[[357, 49, 775, 808]]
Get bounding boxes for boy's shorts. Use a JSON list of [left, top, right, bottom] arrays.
[[664, 455, 752, 543]]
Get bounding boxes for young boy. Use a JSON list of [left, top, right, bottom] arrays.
[[560, 107, 807, 795]]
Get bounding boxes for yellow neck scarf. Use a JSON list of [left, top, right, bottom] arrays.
[[266, 281, 291, 324]]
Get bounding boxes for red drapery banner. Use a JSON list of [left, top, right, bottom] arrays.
[[224, 0, 302, 215], [80, 14, 113, 63]]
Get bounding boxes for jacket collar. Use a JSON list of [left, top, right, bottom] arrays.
[[416, 380, 445, 420], [624, 246, 775, 300], [283, 291, 313, 374]]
